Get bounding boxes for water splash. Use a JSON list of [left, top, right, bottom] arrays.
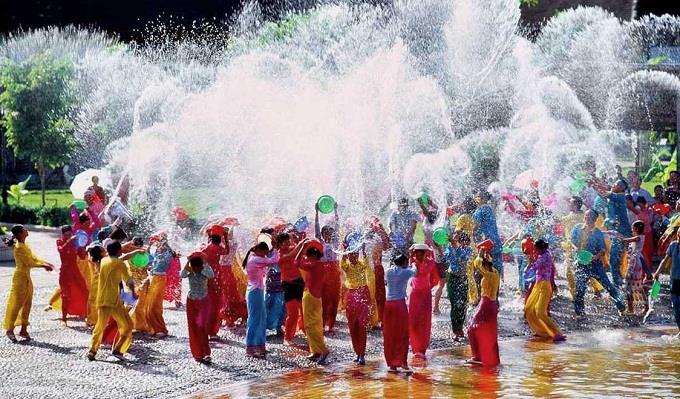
[[2, 1, 680, 243]]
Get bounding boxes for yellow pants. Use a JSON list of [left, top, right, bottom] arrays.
[[144, 275, 167, 335], [87, 270, 100, 326], [366, 266, 379, 328], [524, 280, 562, 339], [77, 258, 92, 291], [3, 272, 33, 330], [90, 305, 133, 354], [302, 291, 327, 354], [48, 288, 62, 311], [131, 279, 151, 332]]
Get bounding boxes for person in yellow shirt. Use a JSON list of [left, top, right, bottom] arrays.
[[340, 245, 371, 365], [87, 241, 137, 361], [3, 225, 54, 343], [467, 243, 500, 367]]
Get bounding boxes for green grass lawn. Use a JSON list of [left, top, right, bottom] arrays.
[[8, 190, 74, 208]]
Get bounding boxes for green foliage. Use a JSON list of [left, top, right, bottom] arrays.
[[258, 12, 312, 46], [521, 0, 540, 7], [0, 52, 77, 206], [0, 203, 70, 227], [7, 176, 31, 204]]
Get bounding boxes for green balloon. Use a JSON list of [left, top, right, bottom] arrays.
[[576, 250, 593, 265], [433, 227, 449, 246], [130, 252, 150, 269], [317, 195, 336, 214]]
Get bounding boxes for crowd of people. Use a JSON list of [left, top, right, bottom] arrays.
[[3, 164, 680, 371]]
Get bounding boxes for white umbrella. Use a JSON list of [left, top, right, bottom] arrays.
[[70, 169, 112, 199]]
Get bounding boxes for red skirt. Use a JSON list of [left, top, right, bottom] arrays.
[[221, 267, 247, 326], [187, 295, 211, 360], [164, 257, 182, 302], [59, 260, 89, 319], [346, 286, 371, 356], [408, 288, 432, 355], [467, 297, 500, 367], [374, 264, 386, 321], [383, 299, 409, 368], [321, 261, 341, 330]]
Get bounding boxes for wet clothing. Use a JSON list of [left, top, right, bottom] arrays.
[[473, 205, 503, 274], [467, 262, 500, 367], [3, 242, 48, 330]]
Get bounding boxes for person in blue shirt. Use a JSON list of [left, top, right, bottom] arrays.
[[473, 191, 503, 277], [596, 180, 632, 287], [436, 231, 473, 340], [383, 253, 416, 373], [655, 227, 680, 337], [570, 210, 625, 315]]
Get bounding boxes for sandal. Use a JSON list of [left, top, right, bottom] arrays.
[[6, 332, 17, 343]]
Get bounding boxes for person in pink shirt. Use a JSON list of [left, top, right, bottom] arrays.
[[408, 244, 439, 359], [243, 234, 279, 357]]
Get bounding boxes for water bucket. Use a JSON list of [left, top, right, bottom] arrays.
[[432, 227, 449, 247], [317, 195, 336, 214], [650, 280, 661, 299], [72, 199, 87, 211], [74, 230, 89, 248], [418, 192, 429, 207], [576, 250, 593, 264], [130, 252, 150, 269]]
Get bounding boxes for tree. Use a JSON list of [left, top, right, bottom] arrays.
[[0, 52, 76, 206]]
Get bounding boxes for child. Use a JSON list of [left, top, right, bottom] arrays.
[[87, 240, 136, 362], [437, 231, 472, 340], [296, 239, 330, 364], [243, 235, 279, 358], [315, 202, 341, 332], [265, 234, 288, 336], [3, 225, 54, 342], [181, 252, 214, 363], [408, 243, 439, 359], [383, 252, 416, 373], [340, 239, 371, 365], [56, 225, 89, 325], [467, 241, 500, 367], [523, 239, 565, 342], [620, 221, 653, 315], [139, 235, 175, 337], [202, 225, 230, 339], [279, 235, 309, 344]]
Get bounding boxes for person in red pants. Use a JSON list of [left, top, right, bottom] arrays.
[[408, 244, 439, 360], [315, 202, 340, 332], [182, 252, 215, 364], [383, 252, 416, 373], [340, 234, 371, 365], [467, 243, 501, 367]]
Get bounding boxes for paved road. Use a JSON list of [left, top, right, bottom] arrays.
[[0, 231, 676, 398]]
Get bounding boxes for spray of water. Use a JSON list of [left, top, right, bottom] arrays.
[[2, 1, 680, 245]]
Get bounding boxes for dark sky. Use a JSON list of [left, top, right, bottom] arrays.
[[2, 0, 679, 41]]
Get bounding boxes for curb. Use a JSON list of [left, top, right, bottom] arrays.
[[0, 222, 60, 234]]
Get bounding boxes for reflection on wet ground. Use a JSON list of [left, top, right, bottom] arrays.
[[193, 326, 680, 399]]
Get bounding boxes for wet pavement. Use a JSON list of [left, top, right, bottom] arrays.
[[0, 231, 678, 398]]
